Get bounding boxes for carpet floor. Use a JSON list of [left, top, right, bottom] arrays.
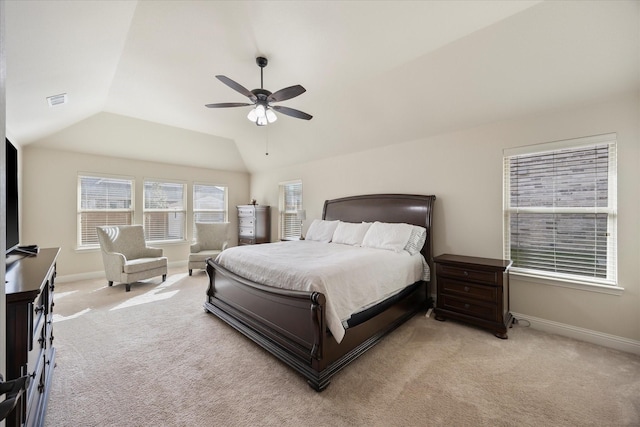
[[44, 269, 640, 426]]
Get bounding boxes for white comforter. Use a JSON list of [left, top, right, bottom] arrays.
[[214, 240, 429, 343]]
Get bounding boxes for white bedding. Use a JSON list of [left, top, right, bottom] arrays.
[[214, 240, 429, 343]]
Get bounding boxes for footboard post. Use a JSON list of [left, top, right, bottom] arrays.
[[205, 258, 215, 300], [310, 292, 326, 361]]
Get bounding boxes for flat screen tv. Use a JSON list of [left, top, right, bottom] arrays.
[[6, 138, 19, 254]]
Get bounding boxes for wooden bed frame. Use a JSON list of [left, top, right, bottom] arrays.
[[204, 194, 436, 391]]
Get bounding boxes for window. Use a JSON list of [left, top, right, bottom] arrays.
[[503, 133, 617, 286], [78, 174, 134, 248], [193, 183, 228, 238], [143, 179, 186, 242], [279, 180, 303, 239]]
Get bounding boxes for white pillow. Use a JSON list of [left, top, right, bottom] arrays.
[[332, 222, 371, 246], [404, 225, 427, 255], [362, 221, 414, 253], [305, 219, 340, 243]]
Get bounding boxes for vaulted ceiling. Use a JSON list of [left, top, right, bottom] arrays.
[[5, 1, 639, 173]]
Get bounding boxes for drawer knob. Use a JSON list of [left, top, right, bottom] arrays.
[[464, 286, 470, 292], [463, 271, 469, 276], [464, 303, 470, 309]]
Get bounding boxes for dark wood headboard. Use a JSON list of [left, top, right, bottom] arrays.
[[322, 194, 436, 272]]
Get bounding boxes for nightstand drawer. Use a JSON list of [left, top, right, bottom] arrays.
[[439, 295, 497, 322], [439, 265, 498, 285], [239, 237, 255, 245], [439, 277, 498, 303]]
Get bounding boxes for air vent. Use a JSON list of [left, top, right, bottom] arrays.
[[46, 93, 67, 107]]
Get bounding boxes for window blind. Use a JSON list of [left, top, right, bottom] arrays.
[[143, 180, 186, 242], [193, 184, 228, 239], [279, 181, 302, 239], [78, 175, 133, 247], [503, 134, 617, 286]]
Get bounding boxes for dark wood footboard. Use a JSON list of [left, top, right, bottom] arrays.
[[205, 258, 427, 391]]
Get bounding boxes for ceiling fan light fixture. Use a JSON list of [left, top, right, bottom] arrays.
[[255, 104, 266, 119], [247, 108, 257, 122], [256, 116, 268, 126], [266, 108, 277, 123]]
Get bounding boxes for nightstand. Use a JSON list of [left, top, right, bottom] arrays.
[[433, 254, 512, 339]]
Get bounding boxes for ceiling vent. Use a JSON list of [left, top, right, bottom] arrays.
[[46, 93, 67, 107]]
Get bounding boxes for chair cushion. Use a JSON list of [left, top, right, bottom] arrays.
[[188, 249, 222, 263], [123, 257, 168, 274]]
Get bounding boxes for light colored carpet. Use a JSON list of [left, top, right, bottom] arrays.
[[45, 269, 640, 427]]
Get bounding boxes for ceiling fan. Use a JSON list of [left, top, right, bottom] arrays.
[[205, 56, 313, 126]]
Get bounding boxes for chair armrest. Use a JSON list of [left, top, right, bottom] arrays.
[[190, 243, 201, 253], [143, 247, 163, 257], [103, 251, 127, 265]]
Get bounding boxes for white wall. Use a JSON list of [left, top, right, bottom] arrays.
[[250, 91, 640, 346], [21, 147, 250, 278]]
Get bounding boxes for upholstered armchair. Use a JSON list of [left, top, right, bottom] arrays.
[[188, 222, 231, 275], [96, 225, 168, 292]]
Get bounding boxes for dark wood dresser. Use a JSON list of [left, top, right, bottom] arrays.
[[5, 247, 60, 427], [433, 254, 512, 339], [237, 205, 271, 245]]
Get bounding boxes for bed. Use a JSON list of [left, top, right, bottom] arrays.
[[204, 193, 436, 391]]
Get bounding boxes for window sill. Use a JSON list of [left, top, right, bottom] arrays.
[[510, 271, 624, 296]]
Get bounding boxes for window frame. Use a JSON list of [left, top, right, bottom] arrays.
[[143, 178, 187, 244], [503, 133, 618, 290], [278, 180, 303, 240], [77, 173, 134, 249]]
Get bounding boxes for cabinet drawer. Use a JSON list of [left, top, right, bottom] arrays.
[[239, 227, 254, 237], [239, 237, 255, 245], [31, 296, 46, 351], [439, 264, 498, 285], [238, 207, 255, 216], [239, 217, 255, 227], [439, 295, 497, 322], [439, 278, 498, 303]]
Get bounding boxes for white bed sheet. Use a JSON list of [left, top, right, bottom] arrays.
[[214, 240, 429, 343]]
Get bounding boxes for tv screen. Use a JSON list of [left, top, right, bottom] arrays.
[[6, 139, 19, 253]]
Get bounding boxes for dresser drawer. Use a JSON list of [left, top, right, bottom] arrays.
[[238, 207, 255, 217], [439, 295, 497, 322], [438, 264, 498, 286], [31, 295, 46, 351], [439, 277, 498, 303], [239, 227, 255, 237], [239, 217, 255, 227]]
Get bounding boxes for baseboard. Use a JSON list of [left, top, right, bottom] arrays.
[[56, 260, 188, 284], [511, 311, 640, 355]]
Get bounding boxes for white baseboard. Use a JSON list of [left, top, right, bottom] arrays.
[[511, 311, 640, 355], [55, 260, 188, 284]]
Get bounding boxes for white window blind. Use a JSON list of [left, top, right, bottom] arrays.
[[193, 184, 228, 239], [78, 175, 133, 248], [143, 180, 186, 242], [503, 133, 617, 286], [279, 180, 303, 239]]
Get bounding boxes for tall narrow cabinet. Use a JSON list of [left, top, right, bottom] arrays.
[[5, 247, 60, 427], [237, 205, 271, 245]]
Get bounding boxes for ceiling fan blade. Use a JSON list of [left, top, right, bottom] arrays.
[[272, 105, 313, 120], [205, 102, 253, 108], [215, 75, 257, 102], [267, 85, 306, 103]]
